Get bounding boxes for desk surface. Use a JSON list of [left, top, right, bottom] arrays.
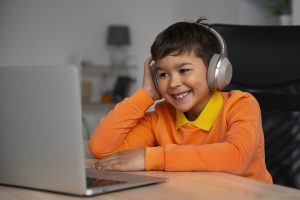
[[1, 171, 300, 200]]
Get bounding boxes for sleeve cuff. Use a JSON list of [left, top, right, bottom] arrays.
[[128, 88, 154, 112], [145, 147, 165, 170]]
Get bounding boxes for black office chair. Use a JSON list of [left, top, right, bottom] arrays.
[[211, 24, 300, 188]]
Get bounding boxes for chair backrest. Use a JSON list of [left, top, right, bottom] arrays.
[[211, 24, 300, 188]]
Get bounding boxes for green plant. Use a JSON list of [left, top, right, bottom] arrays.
[[265, 0, 290, 16]]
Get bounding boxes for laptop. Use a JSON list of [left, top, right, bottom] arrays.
[[0, 65, 166, 196]]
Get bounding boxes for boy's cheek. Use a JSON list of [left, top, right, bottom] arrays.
[[157, 86, 167, 97]]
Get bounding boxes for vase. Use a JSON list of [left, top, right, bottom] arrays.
[[279, 14, 292, 26]]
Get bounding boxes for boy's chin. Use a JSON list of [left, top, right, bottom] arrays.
[[172, 105, 190, 113]]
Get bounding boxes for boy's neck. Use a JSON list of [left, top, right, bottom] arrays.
[[183, 91, 214, 121]]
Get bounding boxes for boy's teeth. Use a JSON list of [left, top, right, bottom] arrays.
[[174, 92, 189, 99]]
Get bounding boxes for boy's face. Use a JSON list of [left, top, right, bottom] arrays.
[[156, 52, 212, 120]]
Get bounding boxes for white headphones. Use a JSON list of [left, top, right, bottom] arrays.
[[197, 23, 233, 90]]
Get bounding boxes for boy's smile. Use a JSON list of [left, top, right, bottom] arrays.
[[156, 52, 213, 121]]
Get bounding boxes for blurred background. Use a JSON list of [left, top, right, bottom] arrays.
[[1, 0, 299, 136]]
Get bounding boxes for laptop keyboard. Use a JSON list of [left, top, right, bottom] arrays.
[[86, 177, 127, 188]]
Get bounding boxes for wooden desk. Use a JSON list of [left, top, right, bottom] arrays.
[[1, 171, 300, 200]]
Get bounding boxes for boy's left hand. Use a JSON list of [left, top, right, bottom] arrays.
[[92, 149, 146, 171]]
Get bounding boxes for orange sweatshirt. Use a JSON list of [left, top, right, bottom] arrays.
[[89, 88, 272, 184]]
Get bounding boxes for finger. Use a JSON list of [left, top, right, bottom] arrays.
[[85, 158, 98, 169], [95, 153, 120, 165], [94, 154, 122, 170], [144, 55, 153, 66], [94, 159, 114, 170], [99, 160, 122, 171], [144, 56, 154, 73]]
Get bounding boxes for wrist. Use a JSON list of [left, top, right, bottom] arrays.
[[142, 87, 161, 101], [142, 86, 154, 99]]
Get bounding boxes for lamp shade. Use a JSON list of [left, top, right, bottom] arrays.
[[106, 25, 130, 46]]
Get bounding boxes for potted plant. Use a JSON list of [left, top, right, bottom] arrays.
[[265, 0, 292, 25]]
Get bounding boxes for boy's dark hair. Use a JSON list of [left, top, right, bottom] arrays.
[[151, 18, 219, 67]]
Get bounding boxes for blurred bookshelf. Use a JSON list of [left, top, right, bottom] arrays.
[[80, 61, 137, 139]]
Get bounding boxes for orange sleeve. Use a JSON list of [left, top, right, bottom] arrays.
[[89, 88, 158, 158], [146, 94, 262, 175]]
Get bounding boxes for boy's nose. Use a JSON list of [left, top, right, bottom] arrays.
[[169, 75, 182, 88]]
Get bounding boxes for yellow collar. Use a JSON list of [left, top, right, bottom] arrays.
[[176, 91, 223, 131]]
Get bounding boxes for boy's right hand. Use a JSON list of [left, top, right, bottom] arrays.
[[142, 56, 162, 101]]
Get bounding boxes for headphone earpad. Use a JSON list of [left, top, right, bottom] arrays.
[[207, 54, 220, 90], [216, 57, 232, 90]]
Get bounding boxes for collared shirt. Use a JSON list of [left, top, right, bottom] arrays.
[[176, 91, 223, 131]]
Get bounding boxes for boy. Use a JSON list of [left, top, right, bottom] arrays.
[[89, 19, 273, 184]]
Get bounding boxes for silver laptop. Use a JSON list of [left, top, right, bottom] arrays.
[[0, 65, 166, 196]]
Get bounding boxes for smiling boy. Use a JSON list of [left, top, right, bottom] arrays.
[[89, 19, 272, 184]]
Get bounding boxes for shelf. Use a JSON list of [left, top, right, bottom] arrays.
[[80, 61, 136, 133]]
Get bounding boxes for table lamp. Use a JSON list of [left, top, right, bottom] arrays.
[[106, 25, 131, 65]]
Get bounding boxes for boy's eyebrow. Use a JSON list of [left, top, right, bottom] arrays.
[[156, 62, 192, 70]]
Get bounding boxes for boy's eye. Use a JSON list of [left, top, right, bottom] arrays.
[[158, 72, 168, 78], [179, 68, 190, 74]]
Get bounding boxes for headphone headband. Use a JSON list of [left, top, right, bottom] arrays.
[[195, 23, 227, 57]]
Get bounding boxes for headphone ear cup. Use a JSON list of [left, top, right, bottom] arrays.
[[207, 54, 220, 90], [216, 57, 232, 90]]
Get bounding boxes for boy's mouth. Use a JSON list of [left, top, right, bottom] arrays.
[[172, 91, 191, 100]]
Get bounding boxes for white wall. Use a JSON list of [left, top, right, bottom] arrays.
[[0, 0, 239, 90], [172, 0, 239, 24], [293, 0, 300, 24], [239, 0, 279, 25]]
